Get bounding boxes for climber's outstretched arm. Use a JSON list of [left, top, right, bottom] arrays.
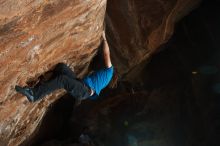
[[102, 31, 112, 68]]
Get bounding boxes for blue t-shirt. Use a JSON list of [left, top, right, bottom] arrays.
[[83, 66, 114, 100]]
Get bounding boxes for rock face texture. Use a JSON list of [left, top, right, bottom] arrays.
[[0, 0, 200, 145], [106, 0, 200, 74], [0, 0, 106, 145]]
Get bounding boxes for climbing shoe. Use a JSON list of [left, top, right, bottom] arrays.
[[15, 85, 35, 102]]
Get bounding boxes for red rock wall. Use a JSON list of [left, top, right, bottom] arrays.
[[0, 0, 200, 145], [0, 0, 106, 145], [106, 0, 200, 74]]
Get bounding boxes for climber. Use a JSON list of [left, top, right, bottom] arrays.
[[15, 31, 113, 103]]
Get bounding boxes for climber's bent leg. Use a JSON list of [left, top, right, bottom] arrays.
[[52, 63, 76, 79], [32, 75, 90, 101]]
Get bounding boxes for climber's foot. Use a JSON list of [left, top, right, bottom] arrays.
[[15, 85, 35, 102]]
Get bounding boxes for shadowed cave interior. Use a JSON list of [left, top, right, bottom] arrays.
[[21, 0, 220, 146]]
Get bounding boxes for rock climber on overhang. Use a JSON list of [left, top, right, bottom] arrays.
[[15, 31, 114, 103]]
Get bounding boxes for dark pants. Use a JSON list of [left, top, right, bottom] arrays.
[[32, 63, 90, 101]]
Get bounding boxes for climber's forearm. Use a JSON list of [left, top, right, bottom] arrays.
[[103, 40, 112, 68]]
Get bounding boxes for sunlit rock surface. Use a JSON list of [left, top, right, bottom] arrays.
[[0, 0, 106, 145], [0, 0, 200, 145]]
